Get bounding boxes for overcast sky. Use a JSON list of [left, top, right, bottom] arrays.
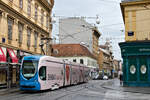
[[52, 0, 125, 60]]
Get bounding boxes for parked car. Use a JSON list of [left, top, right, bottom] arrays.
[[103, 75, 108, 80]]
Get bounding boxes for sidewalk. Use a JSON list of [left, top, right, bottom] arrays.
[[101, 78, 150, 94], [0, 87, 20, 95]]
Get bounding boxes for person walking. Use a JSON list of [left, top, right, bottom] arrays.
[[118, 70, 123, 86]]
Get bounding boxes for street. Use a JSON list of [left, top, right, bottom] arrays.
[[1, 79, 150, 100]]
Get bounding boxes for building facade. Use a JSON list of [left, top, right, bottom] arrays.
[[52, 44, 99, 78], [0, 0, 54, 88], [120, 0, 150, 86], [59, 18, 101, 58], [98, 44, 114, 78], [113, 59, 121, 77], [121, 0, 150, 41]]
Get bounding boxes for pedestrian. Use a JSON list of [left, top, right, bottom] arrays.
[[118, 70, 123, 86]]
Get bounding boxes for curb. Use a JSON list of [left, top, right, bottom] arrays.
[[101, 80, 150, 94]]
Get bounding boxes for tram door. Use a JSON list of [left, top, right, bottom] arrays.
[[128, 56, 137, 82], [139, 56, 148, 82]]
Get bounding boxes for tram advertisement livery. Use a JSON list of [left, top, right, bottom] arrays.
[[20, 56, 90, 91]]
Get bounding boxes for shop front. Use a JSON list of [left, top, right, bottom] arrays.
[[119, 42, 150, 87], [0, 47, 19, 88], [0, 47, 7, 88]]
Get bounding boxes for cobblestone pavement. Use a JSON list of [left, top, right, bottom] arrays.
[[1, 79, 150, 100]]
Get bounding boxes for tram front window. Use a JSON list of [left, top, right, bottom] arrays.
[[22, 60, 38, 79]]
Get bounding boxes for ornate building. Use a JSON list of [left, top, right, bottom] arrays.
[[120, 0, 150, 86], [0, 0, 54, 88], [98, 43, 114, 78]]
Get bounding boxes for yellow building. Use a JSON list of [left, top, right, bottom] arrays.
[[121, 0, 150, 41], [92, 27, 101, 59], [98, 44, 113, 78], [0, 0, 54, 87]]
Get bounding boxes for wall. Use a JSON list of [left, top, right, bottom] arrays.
[[59, 18, 93, 53], [0, 0, 53, 54], [57, 56, 98, 69], [124, 2, 150, 41]]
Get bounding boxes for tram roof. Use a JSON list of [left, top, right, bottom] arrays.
[[23, 55, 43, 61]]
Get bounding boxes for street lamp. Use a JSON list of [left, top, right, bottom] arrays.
[[96, 14, 100, 24], [40, 37, 53, 55]]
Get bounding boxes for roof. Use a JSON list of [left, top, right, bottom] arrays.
[[99, 45, 109, 50], [52, 44, 95, 59], [99, 48, 110, 55], [122, 0, 143, 2], [23, 55, 43, 61]]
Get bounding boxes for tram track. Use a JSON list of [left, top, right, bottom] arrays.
[[0, 82, 89, 100], [0, 80, 111, 100], [52, 80, 107, 100]]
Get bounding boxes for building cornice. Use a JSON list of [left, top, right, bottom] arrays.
[[38, 0, 54, 12], [0, 43, 41, 55], [121, 0, 150, 6]]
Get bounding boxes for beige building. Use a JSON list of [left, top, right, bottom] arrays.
[[98, 44, 114, 78], [113, 59, 121, 77], [59, 18, 101, 59], [121, 0, 150, 41], [0, 0, 54, 87]]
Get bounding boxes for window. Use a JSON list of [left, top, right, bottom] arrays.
[[27, 0, 31, 16], [22, 60, 38, 80], [18, 22, 24, 44], [35, 4, 38, 20], [87, 59, 90, 66], [0, 10, 2, 16], [80, 59, 84, 64], [27, 27, 31, 47], [128, 31, 134, 36], [34, 31, 38, 48], [7, 17, 14, 40], [39, 66, 46, 80], [19, 0, 23, 9], [73, 59, 76, 62], [41, 9, 44, 25], [46, 15, 49, 29]]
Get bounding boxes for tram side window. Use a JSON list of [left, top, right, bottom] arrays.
[[39, 66, 46, 80]]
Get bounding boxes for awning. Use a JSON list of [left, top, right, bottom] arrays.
[[7, 48, 18, 63], [0, 47, 6, 63]]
